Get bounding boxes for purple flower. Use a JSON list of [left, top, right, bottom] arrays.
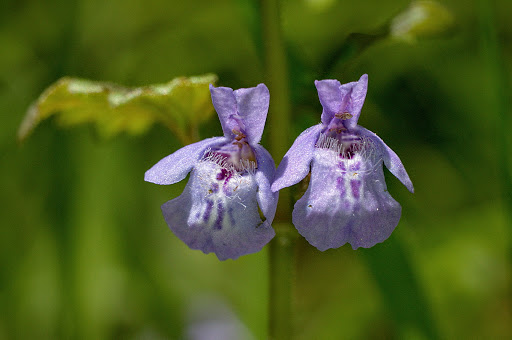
[[272, 75, 413, 250], [145, 84, 277, 260]]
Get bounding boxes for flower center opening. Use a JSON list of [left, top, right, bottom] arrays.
[[202, 131, 257, 179], [315, 130, 379, 166]]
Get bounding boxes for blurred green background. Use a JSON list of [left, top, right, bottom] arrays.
[[1, 0, 511, 339]]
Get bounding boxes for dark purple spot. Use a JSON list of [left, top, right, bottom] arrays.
[[213, 202, 224, 230], [336, 176, 346, 197], [340, 143, 358, 159], [338, 162, 346, 171], [202, 199, 214, 222], [349, 161, 361, 172], [216, 168, 229, 181], [351, 180, 361, 200], [228, 206, 236, 226], [222, 173, 234, 194]]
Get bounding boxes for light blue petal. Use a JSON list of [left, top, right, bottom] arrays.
[[342, 74, 368, 129], [234, 84, 270, 145], [162, 160, 275, 260], [272, 124, 323, 192], [209, 85, 238, 140], [210, 84, 270, 144], [358, 127, 414, 193], [253, 144, 278, 222], [144, 137, 227, 185], [292, 148, 401, 250], [315, 74, 368, 128], [315, 79, 343, 125]]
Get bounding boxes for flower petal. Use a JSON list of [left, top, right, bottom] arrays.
[[292, 148, 401, 250], [253, 144, 278, 222], [234, 84, 270, 145], [316, 74, 368, 128], [342, 74, 368, 129], [272, 124, 323, 192], [162, 160, 275, 260], [358, 127, 414, 193], [316, 79, 343, 125], [209, 85, 237, 140], [144, 137, 226, 185]]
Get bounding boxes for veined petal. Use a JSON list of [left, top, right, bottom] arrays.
[[341, 74, 367, 129], [293, 148, 401, 250], [253, 144, 278, 222], [272, 124, 323, 192], [162, 159, 275, 260], [316, 74, 368, 129], [316, 79, 343, 125], [234, 84, 269, 145], [358, 127, 414, 193], [144, 137, 227, 185], [209, 85, 237, 140]]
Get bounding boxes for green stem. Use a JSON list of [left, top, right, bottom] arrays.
[[260, 0, 295, 338], [261, 0, 290, 161], [268, 223, 296, 340], [478, 1, 512, 227]]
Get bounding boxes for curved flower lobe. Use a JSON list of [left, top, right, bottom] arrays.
[[163, 154, 274, 260], [293, 131, 401, 249], [274, 74, 413, 250], [146, 84, 277, 260]]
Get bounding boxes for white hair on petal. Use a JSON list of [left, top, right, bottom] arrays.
[[201, 148, 257, 175], [315, 132, 380, 166]]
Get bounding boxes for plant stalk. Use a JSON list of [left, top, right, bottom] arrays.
[[261, 0, 295, 338]]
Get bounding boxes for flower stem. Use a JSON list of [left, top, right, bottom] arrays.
[[268, 223, 296, 340], [477, 1, 512, 229], [261, 0, 291, 160], [260, 0, 295, 338]]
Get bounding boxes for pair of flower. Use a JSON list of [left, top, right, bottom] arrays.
[[145, 75, 414, 260]]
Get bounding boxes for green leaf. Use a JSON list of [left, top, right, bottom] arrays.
[[18, 74, 218, 142]]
